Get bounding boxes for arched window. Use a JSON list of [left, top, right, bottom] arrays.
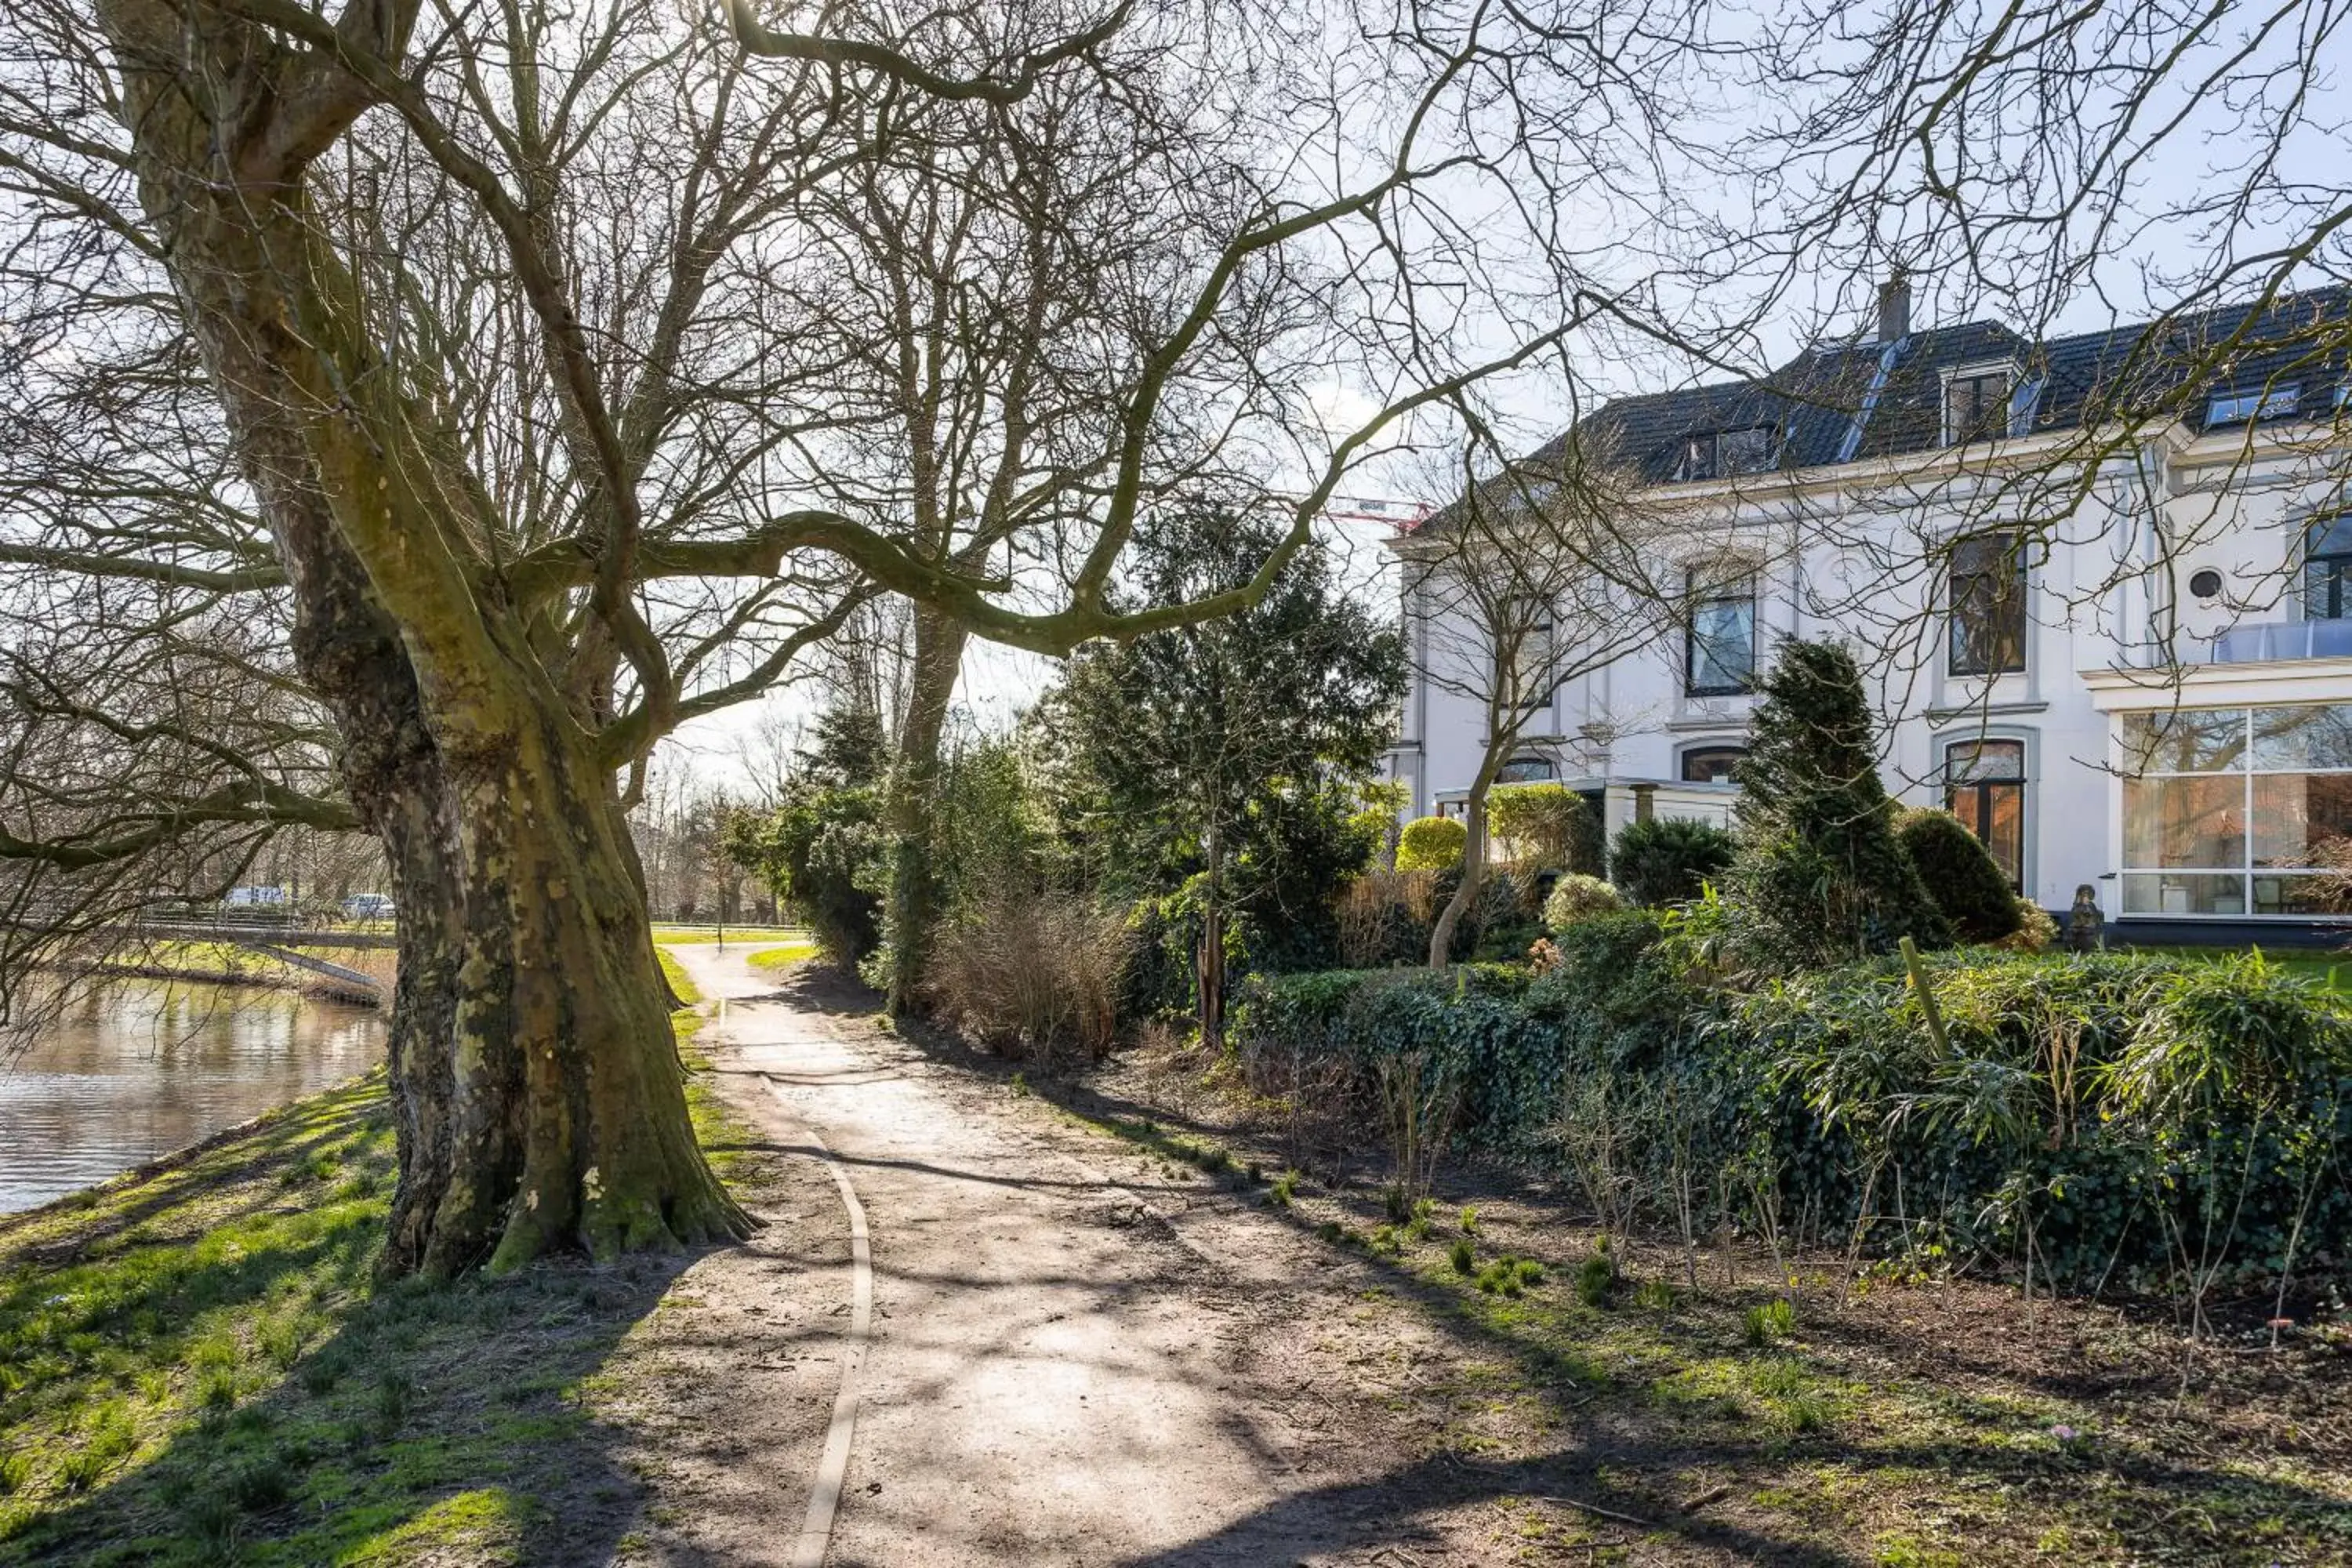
[[1679, 745, 1747, 784]]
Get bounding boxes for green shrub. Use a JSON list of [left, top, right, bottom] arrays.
[[1242, 938, 2352, 1297], [1487, 784, 1603, 875], [1742, 948, 2352, 1289], [1450, 1237, 1475, 1272], [1896, 807, 2023, 943], [724, 784, 884, 967], [1541, 873, 1624, 933], [1610, 816, 1737, 906], [1726, 640, 1949, 967], [1396, 815, 1467, 871], [1998, 899, 2060, 952]]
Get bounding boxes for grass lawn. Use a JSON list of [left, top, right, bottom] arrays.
[[2131, 942, 2352, 989], [744, 942, 818, 977], [0, 993, 752, 1565], [648, 927, 806, 947]]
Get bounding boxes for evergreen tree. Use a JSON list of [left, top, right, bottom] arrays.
[[1036, 510, 1405, 1043], [1727, 640, 1949, 967]]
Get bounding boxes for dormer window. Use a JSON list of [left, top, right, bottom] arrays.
[[1944, 367, 2014, 445], [1679, 427, 1777, 481], [2206, 383, 2301, 427]]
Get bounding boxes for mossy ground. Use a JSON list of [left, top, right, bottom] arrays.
[[0, 968, 757, 1566]]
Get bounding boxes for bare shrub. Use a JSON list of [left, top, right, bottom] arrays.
[[1374, 1050, 1460, 1204], [924, 888, 1131, 1062], [1336, 869, 1437, 968]]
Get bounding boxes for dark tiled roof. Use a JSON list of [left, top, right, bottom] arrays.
[[1425, 286, 2351, 526]]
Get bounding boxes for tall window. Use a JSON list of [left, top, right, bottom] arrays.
[[2307, 516, 2352, 620], [1944, 739, 2026, 891], [1685, 569, 1756, 696], [1947, 532, 2027, 676], [1944, 368, 2013, 445], [1680, 745, 1748, 783], [2122, 705, 2352, 916], [1498, 604, 1555, 715]]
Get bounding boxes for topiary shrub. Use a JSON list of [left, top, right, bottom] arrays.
[[1396, 815, 1467, 871], [1610, 817, 1737, 906], [1542, 873, 1624, 932], [1725, 640, 1949, 967], [1895, 807, 2023, 943]]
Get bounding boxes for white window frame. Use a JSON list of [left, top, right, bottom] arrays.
[[1941, 359, 2023, 445]]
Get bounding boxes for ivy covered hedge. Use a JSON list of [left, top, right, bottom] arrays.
[[1236, 935, 2352, 1292]]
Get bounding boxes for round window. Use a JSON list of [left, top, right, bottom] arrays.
[[2189, 568, 2223, 599]]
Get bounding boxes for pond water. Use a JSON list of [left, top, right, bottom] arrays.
[[0, 981, 385, 1214]]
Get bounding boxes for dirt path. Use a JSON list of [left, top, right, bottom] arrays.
[[666, 945, 1418, 1568]]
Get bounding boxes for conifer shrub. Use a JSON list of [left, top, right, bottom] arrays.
[[1725, 640, 1949, 967], [1609, 816, 1737, 906], [1895, 806, 2023, 943], [1396, 815, 1467, 871]]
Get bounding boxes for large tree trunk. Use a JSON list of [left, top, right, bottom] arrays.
[[100, 0, 750, 1276], [880, 603, 968, 1015]]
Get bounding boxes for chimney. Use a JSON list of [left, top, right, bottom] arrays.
[[1876, 274, 1912, 343]]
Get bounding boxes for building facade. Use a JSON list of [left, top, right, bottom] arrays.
[[1389, 286, 2352, 941]]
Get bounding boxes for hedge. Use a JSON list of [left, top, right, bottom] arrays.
[[1237, 939, 2352, 1293]]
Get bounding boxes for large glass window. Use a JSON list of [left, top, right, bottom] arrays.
[[2122, 704, 2352, 916], [2306, 516, 2352, 620], [1685, 569, 1756, 696], [1947, 532, 2027, 676], [1944, 739, 2026, 891]]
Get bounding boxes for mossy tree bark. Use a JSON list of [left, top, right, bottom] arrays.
[[96, 0, 750, 1275]]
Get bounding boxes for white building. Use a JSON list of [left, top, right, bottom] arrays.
[[1390, 284, 2352, 941]]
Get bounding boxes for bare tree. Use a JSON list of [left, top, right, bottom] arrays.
[[0, 0, 1766, 1270], [1403, 426, 1717, 964]]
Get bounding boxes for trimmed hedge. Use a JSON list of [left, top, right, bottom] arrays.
[[1238, 943, 2352, 1292], [1895, 807, 2023, 943], [1396, 815, 1466, 871]]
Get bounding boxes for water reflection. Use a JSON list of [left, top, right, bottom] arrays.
[[0, 981, 384, 1214]]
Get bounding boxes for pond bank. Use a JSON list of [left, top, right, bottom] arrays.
[[0, 1002, 818, 1566]]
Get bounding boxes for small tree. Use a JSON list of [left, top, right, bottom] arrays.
[[1896, 808, 2025, 944], [1726, 640, 1948, 967]]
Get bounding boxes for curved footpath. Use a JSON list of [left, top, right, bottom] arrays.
[[663, 945, 1442, 1568]]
